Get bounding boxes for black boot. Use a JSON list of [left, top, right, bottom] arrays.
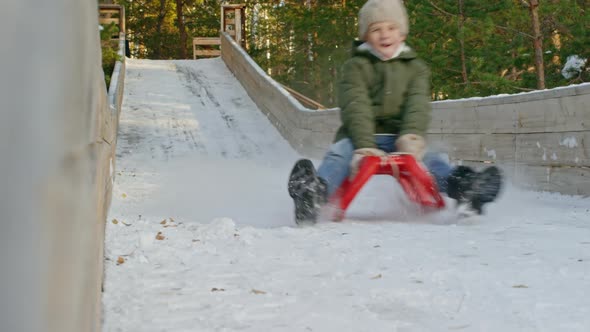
[[288, 159, 328, 225], [447, 165, 503, 214]]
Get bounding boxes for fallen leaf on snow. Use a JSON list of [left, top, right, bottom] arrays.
[[251, 289, 267, 295], [112, 219, 119, 225], [116, 257, 125, 265], [449, 324, 471, 330], [211, 288, 225, 292], [371, 274, 382, 279], [155, 232, 165, 240], [121, 193, 127, 198], [160, 219, 167, 225], [512, 284, 528, 288]]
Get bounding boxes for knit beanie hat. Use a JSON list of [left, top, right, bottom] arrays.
[[358, 0, 409, 40]]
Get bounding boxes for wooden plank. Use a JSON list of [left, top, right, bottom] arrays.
[[99, 18, 119, 25], [193, 38, 220, 45], [427, 133, 516, 164], [222, 4, 246, 9], [515, 131, 590, 166], [428, 131, 590, 167], [220, 6, 225, 36], [280, 84, 325, 110], [436, 156, 590, 195], [226, 29, 236, 36], [429, 104, 516, 134], [98, 4, 122, 10], [516, 95, 590, 133], [235, 9, 242, 44], [430, 94, 590, 134], [510, 164, 590, 196], [99, 9, 120, 15], [194, 49, 221, 57], [224, 18, 235, 25]]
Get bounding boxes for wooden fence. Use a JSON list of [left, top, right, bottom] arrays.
[[99, 4, 125, 36], [193, 37, 221, 59]]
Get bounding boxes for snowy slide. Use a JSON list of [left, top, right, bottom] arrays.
[[103, 58, 590, 331]]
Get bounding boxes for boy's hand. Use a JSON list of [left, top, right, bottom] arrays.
[[349, 148, 386, 179], [395, 134, 426, 160]]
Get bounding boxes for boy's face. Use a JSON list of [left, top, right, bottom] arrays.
[[365, 21, 406, 58]]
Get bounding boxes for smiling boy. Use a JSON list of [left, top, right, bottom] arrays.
[[288, 0, 503, 224]]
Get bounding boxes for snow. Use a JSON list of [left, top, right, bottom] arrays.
[[434, 81, 590, 104], [560, 136, 578, 148], [562, 55, 587, 79], [102, 58, 590, 331], [484, 147, 497, 160]]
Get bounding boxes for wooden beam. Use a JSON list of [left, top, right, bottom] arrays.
[[222, 4, 246, 9], [193, 37, 221, 45], [194, 50, 221, 57], [235, 9, 242, 45], [99, 9, 120, 15], [280, 84, 326, 110], [99, 18, 119, 25]]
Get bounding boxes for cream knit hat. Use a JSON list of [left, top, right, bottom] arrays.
[[358, 0, 409, 40]]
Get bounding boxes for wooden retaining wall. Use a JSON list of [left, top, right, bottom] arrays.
[[1, 1, 125, 331], [429, 87, 590, 195], [220, 32, 590, 195], [220, 33, 340, 158]]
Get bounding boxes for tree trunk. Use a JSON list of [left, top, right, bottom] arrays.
[[458, 0, 469, 85], [176, 0, 187, 59], [154, 0, 167, 59], [528, 0, 545, 89]]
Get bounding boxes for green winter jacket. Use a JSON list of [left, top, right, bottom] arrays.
[[334, 41, 432, 149]]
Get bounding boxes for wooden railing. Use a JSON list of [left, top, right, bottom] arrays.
[[99, 4, 125, 37], [280, 84, 326, 110], [192, 4, 245, 59], [193, 37, 221, 59]]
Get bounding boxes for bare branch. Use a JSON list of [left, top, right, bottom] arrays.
[[495, 25, 534, 39], [428, 1, 455, 17]]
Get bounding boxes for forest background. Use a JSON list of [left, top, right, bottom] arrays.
[[100, 0, 589, 107]]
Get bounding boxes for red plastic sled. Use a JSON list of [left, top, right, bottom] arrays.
[[329, 154, 445, 221]]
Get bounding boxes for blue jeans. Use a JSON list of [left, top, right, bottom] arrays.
[[317, 135, 453, 196]]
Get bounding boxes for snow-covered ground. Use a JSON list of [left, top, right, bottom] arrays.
[[102, 58, 590, 332]]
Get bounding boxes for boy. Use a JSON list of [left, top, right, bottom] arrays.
[[288, 0, 502, 224]]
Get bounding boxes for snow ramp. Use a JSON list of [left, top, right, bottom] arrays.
[[103, 57, 590, 331]]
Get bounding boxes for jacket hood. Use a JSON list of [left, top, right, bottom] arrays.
[[351, 40, 417, 61]]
